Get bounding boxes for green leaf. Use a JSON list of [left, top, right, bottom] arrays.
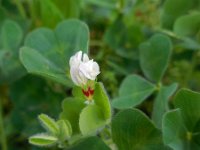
[[139, 34, 172, 83], [68, 82, 111, 135], [173, 89, 200, 131], [31, 0, 76, 28], [60, 97, 85, 134], [84, 0, 116, 9], [162, 109, 188, 150], [93, 82, 111, 120], [173, 12, 200, 37], [112, 74, 156, 109], [0, 7, 6, 28], [193, 119, 200, 146], [20, 46, 71, 85], [8, 75, 64, 136], [38, 114, 59, 136], [20, 19, 89, 86], [0, 20, 26, 83], [57, 120, 72, 141], [79, 104, 106, 135], [160, 0, 195, 29], [67, 136, 111, 150], [178, 37, 200, 50], [53, 0, 80, 18], [39, 0, 64, 28], [1, 20, 23, 50], [152, 83, 178, 128], [112, 109, 170, 150], [72, 86, 85, 99], [0, 50, 25, 83], [162, 89, 200, 150], [29, 134, 58, 147], [104, 17, 143, 59]]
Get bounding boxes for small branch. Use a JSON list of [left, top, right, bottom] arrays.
[[156, 28, 182, 40]]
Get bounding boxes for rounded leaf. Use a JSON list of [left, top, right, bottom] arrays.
[[112, 75, 155, 109], [1, 19, 23, 50], [162, 109, 187, 150], [163, 89, 200, 149], [112, 109, 169, 150], [160, 0, 194, 29], [20, 19, 89, 86], [0, 20, 26, 83], [79, 104, 106, 135], [152, 83, 178, 128], [173, 89, 200, 131], [139, 34, 172, 83], [173, 13, 200, 37], [59, 97, 85, 134], [93, 82, 111, 120]]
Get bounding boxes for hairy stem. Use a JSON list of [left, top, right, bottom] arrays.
[[0, 96, 7, 150]]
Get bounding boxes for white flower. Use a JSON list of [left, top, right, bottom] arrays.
[[69, 51, 100, 86], [79, 60, 100, 80]]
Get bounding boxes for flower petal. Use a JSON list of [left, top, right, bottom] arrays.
[[83, 53, 89, 62]]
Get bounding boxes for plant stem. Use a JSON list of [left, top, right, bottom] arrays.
[[28, 0, 37, 23], [119, 0, 124, 8], [0, 96, 7, 150], [158, 28, 182, 40], [14, 0, 27, 19], [118, 0, 124, 13], [90, 40, 104, 47]]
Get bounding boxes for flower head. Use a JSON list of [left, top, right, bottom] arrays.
[[69, 51, 100, 87]]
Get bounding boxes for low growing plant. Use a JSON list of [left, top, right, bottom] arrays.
[[18, 19, 200, 150]]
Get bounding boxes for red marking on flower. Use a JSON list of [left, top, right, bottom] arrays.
[[89, 88, 94, 95], [82, 89, 90, 97], [82, 87, 94, 98]]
